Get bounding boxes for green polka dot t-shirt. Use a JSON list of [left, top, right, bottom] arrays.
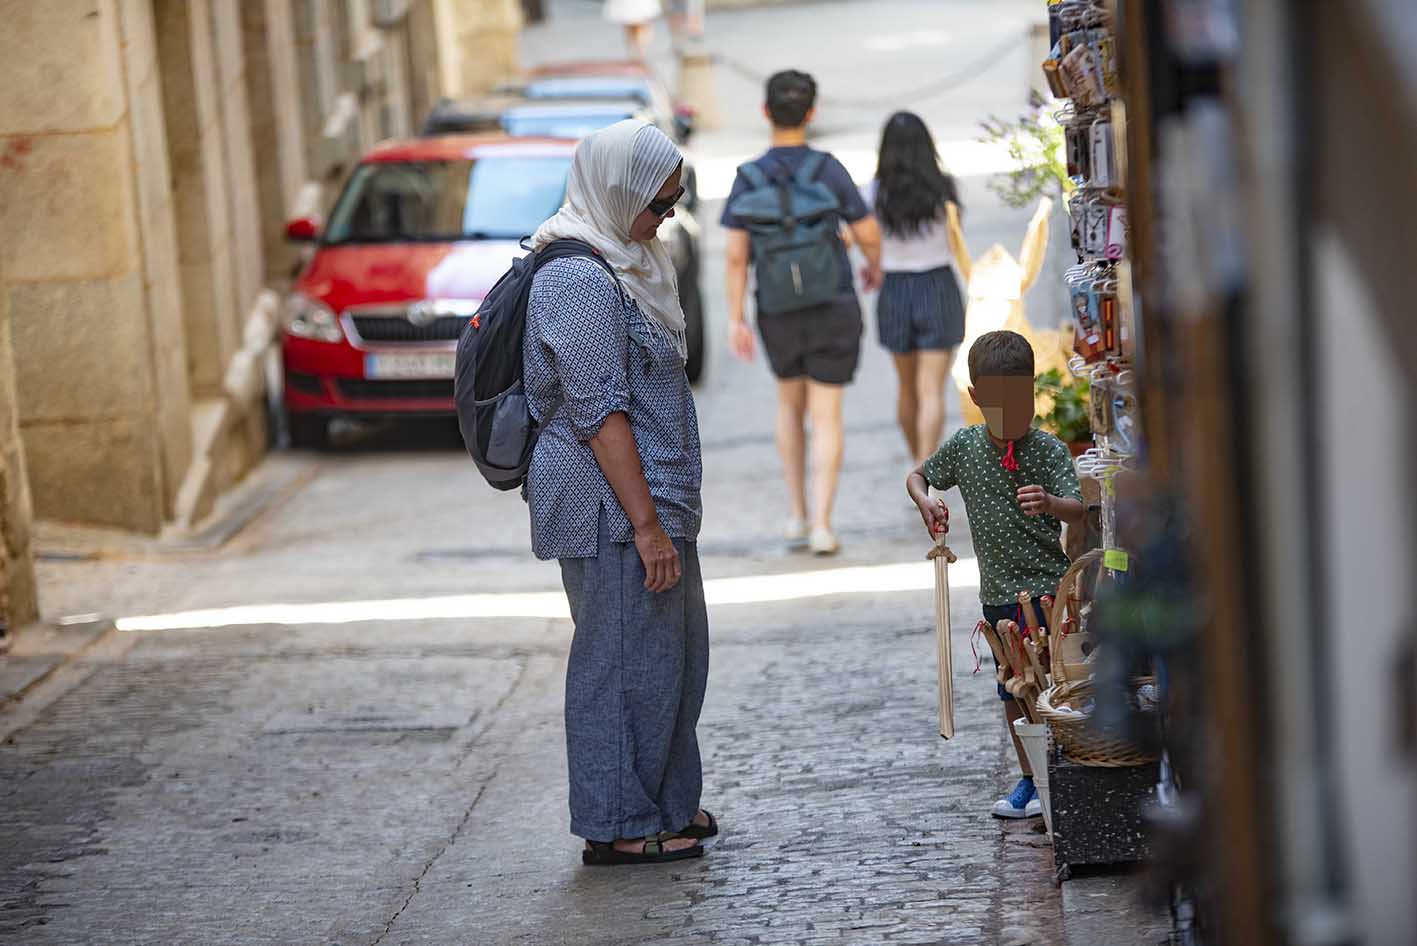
[[923, 425, 1082, 605]]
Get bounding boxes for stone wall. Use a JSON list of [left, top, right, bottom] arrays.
[[435, 0, 523, 99], [0, 0, 192, 533], [0, 0, 520, 540], [0, 257, 39, 629], [0, 0, 532, 625]]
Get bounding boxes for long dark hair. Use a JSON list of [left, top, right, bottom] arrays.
[[873, 111, 960, 238]]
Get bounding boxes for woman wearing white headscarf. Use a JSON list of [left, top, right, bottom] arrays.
[[523, 121, 715, 865]]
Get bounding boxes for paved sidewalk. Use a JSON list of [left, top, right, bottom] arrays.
[[0, 618, 114, 710], [1, 571, 1165, 945]]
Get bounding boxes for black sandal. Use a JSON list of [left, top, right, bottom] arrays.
[[678, 809, 718, 840], [581, 832, 704, 866]]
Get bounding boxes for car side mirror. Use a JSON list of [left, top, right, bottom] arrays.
[[673, 107, 696, 144], [285, 216, 321, 242]]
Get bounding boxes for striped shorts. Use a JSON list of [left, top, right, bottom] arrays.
[[876, 265, 966, 354]]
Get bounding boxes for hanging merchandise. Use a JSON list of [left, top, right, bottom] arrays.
[[1090, 117, 1114, 188], [1028, 1, 1163, 886], [1063, 262, 1121, 363]]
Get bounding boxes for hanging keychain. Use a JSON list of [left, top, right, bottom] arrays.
[[1110, 368, 1139, 456], [1105, 204, 1128, 261], [1094, 269, 1120, 354], [1066, 265, 1108, 362], [1083, 194, 1110, 257], [1090, 117, 1114, 188], [1065, 114, 1092, 181], [1068, 190, 1087, 256], [1088, 369, 1116, 443]]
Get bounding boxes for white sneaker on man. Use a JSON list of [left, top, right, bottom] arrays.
[[808, 526, 839, 556]]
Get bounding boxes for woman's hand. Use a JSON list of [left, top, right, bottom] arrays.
[[729, 321, 755, 361], [635, 522, 682, 592]]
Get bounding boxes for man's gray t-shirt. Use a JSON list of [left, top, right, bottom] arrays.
[[719, 145, 869, 302]]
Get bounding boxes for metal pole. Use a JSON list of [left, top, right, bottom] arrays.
[[674, 0, 720, 130]]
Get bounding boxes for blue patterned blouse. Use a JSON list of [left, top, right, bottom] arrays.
[[523, 256, 703, 560]]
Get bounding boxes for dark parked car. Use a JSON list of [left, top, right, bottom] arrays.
[[425, 58, 700, 204], [422, 96, 699, 210]]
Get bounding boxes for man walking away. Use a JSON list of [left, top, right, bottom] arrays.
[[722, 70, 883, 556]]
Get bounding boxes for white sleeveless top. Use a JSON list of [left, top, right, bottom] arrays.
[[861, 179, 957, 274]]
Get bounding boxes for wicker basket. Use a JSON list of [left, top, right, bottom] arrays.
[[1036, 677, 1159, 767], [1049, 550, 1103, 682]]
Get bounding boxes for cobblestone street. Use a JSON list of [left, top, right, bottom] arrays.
[[2, 579, 1163, 944], [2, 2, 1165, 943]]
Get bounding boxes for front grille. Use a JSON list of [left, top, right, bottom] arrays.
[[337, 379, 454, 401], [350, 315, 468, 343], [286, 371, 324, 396]]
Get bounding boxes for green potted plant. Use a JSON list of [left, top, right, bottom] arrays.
[[978, 91, 1075, 211], [1034, 368, 1092, 455]]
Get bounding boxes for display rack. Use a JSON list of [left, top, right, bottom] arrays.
[[1034, 0, 1154, 882], [1043, 0, 1141, 584]]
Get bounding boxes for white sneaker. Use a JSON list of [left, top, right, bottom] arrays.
[[785, 517, 809, 549], [991, 777, 1041, 819], [808, 526, 839, 556]]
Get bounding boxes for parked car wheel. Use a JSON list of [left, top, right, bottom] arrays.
[[683, 280, 706, 385], [286, 412, 329, 449]]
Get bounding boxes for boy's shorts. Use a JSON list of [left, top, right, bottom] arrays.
[[983, 597, 1050, 702]]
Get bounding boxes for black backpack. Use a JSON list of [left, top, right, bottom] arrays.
[[454, 238, 618, 491]]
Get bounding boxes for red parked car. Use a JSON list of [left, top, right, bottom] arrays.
[[280, 134, 704, 447]]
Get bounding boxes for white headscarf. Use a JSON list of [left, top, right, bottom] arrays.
[[531, 120, 687, 357]]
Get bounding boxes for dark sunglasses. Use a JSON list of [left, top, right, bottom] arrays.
[[646, 186, 685, 218]]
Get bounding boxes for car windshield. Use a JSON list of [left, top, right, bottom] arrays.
[[499, 109, 637, 139], [322, 156, 571, 244], [524, 77, 652, 105]]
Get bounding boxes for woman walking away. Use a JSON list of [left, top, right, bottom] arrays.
[[524, 120, 717, 865], [604, 0, 662, 60], [865, 111, 969, 466]]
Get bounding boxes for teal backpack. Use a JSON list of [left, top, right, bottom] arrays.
[[728, 152, 843, 315]]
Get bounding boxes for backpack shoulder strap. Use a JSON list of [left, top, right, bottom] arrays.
[[532, 238, 603, 270], [794, 150, 830, 186], [532, 238, 626, 303], [738, 161, 770, 190]]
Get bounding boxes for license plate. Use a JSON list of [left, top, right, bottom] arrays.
[[364, 352, 455, 379]]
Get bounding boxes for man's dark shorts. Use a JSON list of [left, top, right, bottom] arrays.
[[757, 296, 863, 385]]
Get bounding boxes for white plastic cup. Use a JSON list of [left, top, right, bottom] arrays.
[[1013, 718, 1053, 836]]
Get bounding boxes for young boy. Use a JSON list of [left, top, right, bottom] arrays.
[[721, 69, 884, 556], [906, 330, 1085, 818]]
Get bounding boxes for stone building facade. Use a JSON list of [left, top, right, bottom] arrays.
[[0, 0, 521, 624]]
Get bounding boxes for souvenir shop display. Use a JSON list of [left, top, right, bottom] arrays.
[[974, 0, 1158, 882]]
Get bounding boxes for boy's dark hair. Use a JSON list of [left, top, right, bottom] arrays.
[[967, 330, 1034, 384], [765, 70, 817, 128]]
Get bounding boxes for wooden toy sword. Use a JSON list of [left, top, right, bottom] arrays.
[[929, 527, 958, 740]]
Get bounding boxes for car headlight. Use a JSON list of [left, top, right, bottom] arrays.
[[284, 294, 343, 343]]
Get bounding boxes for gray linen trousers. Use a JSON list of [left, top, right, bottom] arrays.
[[560, 515, 709, 841]]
